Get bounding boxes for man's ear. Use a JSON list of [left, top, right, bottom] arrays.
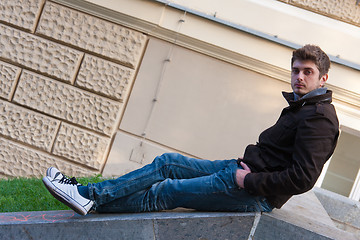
[[320, 74, 328, 87]]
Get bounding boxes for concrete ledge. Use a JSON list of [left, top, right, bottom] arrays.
[[313, 187, 360, 238], [0, 207, 356, 240], [261, 211, 355, 240], [0, 210, 255, 240], [264, 190, 357, 240], [0, 189, 357, 240]]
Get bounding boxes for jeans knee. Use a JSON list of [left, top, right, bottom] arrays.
[[153, 153, 169, 166], [153, 153, 182, 166]]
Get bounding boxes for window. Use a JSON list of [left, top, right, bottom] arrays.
[[320, 127, 360, 201]]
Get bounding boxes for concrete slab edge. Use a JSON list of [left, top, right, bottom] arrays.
[[0, 210, 357, 240]]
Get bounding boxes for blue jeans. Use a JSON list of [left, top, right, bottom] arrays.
[[88, 153, 273, 213]]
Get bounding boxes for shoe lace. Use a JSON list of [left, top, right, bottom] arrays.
[[58, 176, 81, 186]]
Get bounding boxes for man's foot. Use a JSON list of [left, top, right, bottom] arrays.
[[42, 167, 94, 215]]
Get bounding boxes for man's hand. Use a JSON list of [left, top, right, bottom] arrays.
[[236, 161, 251, 188]]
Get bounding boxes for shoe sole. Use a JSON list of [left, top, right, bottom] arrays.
[[42, 177, 90, 215]]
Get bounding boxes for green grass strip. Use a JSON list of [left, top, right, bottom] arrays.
[[0, 175, 107, 213]]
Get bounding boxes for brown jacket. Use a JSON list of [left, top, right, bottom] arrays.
[[243, 90, 339, 208]]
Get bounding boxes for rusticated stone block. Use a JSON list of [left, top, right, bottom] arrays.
[[0, 24, 83, 83], [0, 137, 96, 178], [76, 54, 135, 101], [279, 0, 360, 26], [0, 61, 21, 100], [13, 71, 121, 136], [37, 2, 147, 69], [0, 0, 44, 32], [53, 123, 110, 170], [0, 100, 60, 152]]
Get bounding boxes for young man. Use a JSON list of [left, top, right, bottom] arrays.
[[43, 45, 339, 216]]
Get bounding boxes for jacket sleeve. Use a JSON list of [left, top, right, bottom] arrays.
[[244, 113, 338, 197]]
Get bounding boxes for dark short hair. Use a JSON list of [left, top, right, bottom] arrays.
[[291, 45, 330, 78]]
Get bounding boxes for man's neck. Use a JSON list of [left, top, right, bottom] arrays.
[[293, 87, 327, 101]]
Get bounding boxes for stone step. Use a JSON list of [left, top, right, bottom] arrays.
[[0, 208, 355, 240], [0, 189, 357, 240]]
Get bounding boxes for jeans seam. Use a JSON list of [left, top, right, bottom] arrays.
[[101, 163, 212, 192], [167, 162, 216, 176]]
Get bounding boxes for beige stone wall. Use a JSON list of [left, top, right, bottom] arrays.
[[278, 0, 360, 27], [0, 0, 147, 178], [1, 0, 359, 181]]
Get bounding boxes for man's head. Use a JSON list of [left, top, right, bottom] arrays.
[[291, 45, 330, 97]]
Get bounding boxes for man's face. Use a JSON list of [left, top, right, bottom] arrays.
[[291, 60, 328, 97]]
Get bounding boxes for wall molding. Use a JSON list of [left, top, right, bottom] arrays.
[[52, 0, 360, 111]]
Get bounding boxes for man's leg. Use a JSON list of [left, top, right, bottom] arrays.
[[94, 160, 273, 213], [89, 153, 236, 208], [43, 153, 235, 215]]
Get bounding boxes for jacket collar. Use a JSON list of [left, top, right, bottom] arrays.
[[282, 90, 333, 108]]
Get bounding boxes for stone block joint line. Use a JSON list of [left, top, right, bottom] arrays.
[[247, 212, 261, 240]]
